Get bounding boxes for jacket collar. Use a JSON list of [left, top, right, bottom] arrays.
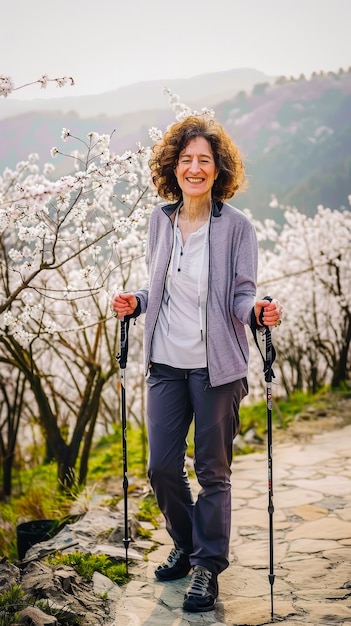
[[162, 199, 223, 220]]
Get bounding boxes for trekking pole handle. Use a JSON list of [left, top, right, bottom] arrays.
[[259, 296, 274, 383], [259, 295, 272, 327], [117, 318, 130, 369]]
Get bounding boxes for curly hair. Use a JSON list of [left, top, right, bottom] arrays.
[[149, 115, 248, 202]]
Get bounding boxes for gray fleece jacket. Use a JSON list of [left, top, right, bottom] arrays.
[[134, 199, 258, 387]]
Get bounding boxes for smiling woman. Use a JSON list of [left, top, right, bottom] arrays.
[[111, 113, 283, 614], [149, 115, 247, 204]]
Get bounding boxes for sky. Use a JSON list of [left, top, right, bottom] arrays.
[[2, 0, 351, 100]]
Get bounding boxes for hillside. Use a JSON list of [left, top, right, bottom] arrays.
[[219, 69, 351, 217], [0, 67, 273, 120], [1, 67, 350, 220]]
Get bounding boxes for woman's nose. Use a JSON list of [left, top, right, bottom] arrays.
[[189, 156, 199, 172]]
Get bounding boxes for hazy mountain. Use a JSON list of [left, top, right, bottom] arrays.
[[1, 67, 350, 220], [0, 68, 274, 120], [219, 69, 351, 218]]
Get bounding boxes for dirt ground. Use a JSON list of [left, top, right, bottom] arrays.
[[271, 393, 351, 445]]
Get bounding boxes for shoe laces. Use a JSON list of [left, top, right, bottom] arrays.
[[187, 566, 212, 597], [161, 547, 184, 568]]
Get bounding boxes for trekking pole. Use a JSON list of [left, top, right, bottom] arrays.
[[260, 296, 276, 621], [116, 317, 131, 575], [264, 323, 275, 621]]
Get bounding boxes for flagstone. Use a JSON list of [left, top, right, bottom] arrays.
[[220, 597, 294, 626], [281, 467, 320, 479], [275, 520, 295, 530], [233, 508, 273, 528], [286, 516, 351, 540], [232, 479, 256, 489], [288, 538, 338, 553], [321, 546, 351, 561], [232, 488, 261, 500], [233, 453, 265, 467], [290, 503, 328, 520], [288, 475, 351, 496], [293, 600, 351, 624], [322, 457, 350, 472], [234, 538, 287, 567], [294, 587, 351, 604], [232, 498, 247, 508], [124, 579, 155, 597], [337, 505, 351, 521], [256, 487, 324, 509], [220, 566, 268, 597], [274, 444, 335, 466], [282, 555, 331, 582]]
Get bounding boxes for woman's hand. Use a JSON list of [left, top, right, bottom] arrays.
[[111, 292, 138, 319], [254, 298, 283, 328]]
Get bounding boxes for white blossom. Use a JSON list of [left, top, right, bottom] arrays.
[[61, 128, 70, 141], [0, 75, 15, 97]]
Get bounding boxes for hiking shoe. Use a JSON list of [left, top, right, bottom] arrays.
[[155, 547, 191, 581], [183, 565, 218, 612]]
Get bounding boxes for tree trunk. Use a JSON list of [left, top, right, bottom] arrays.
[[78, 376, 105, 485], [331, 314, 351, 388]]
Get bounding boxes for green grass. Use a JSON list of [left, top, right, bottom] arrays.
[[238, 388, 340, 438], [88, 424, 147, 481], [0, 584, 25, 626], [46, 552, 129, 585], [135, 492, 160, 528]]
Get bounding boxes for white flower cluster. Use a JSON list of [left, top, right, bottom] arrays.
[[149, 126, 163, 142], [0, 75, 75, 97], [162, 88, 215, 123], [0, 75, 15, 97], [0, 123, 159, 344]]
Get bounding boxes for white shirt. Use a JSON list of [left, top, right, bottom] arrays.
[[151, 212, 210, 368]]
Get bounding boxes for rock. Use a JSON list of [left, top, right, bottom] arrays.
[[295, 411, 314, 421], [233, 434, 246, 450], [18, 606, 57, 625], [92, 571, 122, 602], [20, 561, 110, 625], [108, 515, 139, 544], [0, 559, 20, 590], [0, 502, 153, 626], [243, 427, 264, 444], [22, 508, 140, 562]]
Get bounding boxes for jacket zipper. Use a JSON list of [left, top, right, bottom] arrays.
[[144, 210, 174, 374], [206, 210, 212, 387]]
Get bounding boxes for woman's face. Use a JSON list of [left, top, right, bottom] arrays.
[[174, 136, 218, 200]]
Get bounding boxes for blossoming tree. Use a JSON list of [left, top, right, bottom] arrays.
[[0, 77, 350, 498], [0, 77, 161, 492], [253, 201, 351, 394]]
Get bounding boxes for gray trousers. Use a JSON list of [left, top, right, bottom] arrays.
[[146, 362, 248, 575]]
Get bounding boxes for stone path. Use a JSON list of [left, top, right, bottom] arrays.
[[112, 423, 351, 626]]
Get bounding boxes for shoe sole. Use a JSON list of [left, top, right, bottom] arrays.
[[183, 600, 216, 612]]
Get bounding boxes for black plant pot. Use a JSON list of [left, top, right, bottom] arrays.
[[16, 519, 60, 560]]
